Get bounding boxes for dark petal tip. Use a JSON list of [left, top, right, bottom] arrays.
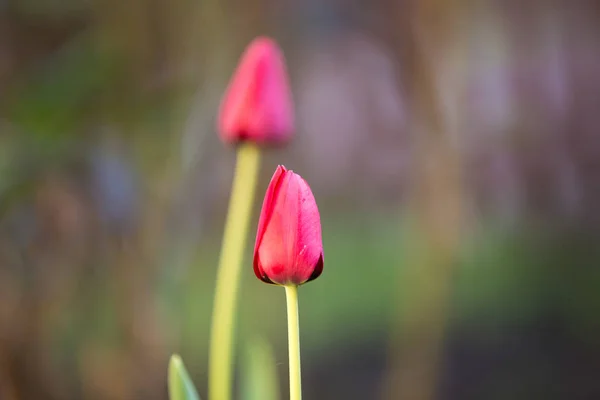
[[254, 254, 276, 285], [305, 253, 324, 283], [260, 273, 276, 285]]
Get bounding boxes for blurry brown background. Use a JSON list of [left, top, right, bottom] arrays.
[[1, 0, 600, 399]]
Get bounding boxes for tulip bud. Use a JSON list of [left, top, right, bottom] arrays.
[[218, 37, 294, 145], [253, 165, 323, 286]]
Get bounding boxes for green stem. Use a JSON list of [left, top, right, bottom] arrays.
[[209, 143, 261, 400], [284, 285, 302, 400]]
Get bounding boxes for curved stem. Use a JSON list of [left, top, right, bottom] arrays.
[[209, 143, 261, 400], [285, 285, 302, 400]]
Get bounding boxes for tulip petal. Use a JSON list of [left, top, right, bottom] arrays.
[[257, 171, 300, 285], [292, 176, 323, 283], [251, 50, 294, 142], [253, 166, 286, 283]]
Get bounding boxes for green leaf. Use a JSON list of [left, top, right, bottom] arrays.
[[168, 354, 201, 400], [241, 338, 280, 400]]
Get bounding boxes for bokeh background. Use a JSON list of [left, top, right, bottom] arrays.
[[1, 0, 600, 399]]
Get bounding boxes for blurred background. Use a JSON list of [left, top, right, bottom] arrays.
[[1, 0, 600, 399]]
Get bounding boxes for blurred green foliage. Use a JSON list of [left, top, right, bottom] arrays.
[[169, 355, 201, 400], [240, 338, 280, 400]]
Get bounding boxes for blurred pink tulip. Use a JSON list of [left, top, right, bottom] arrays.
[[218, 37, 294, 145]]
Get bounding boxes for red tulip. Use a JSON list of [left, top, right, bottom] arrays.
[[254, 166, 323, 286], [218, 36, 294, 145]]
